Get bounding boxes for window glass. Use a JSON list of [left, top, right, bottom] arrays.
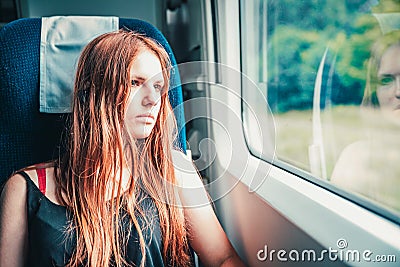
[[241, 0, 400, 217]]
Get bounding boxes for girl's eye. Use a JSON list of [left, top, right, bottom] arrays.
[[131, 80, 140, 87], [379, 75, 395, 85], [154, 84, 162, 92]]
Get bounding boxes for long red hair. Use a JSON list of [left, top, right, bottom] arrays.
[[55, 30, 191, 267]]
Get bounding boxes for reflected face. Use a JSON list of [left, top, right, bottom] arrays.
[[125, 50, 164, 139], [377, 44, 400, 119]]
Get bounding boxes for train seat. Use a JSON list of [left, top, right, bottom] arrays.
[[0, 16, 186, 185]]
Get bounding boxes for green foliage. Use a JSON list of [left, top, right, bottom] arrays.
[[267, 0, 384, 112], [372, 0, 400, 13]]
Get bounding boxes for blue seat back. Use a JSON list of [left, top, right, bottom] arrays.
[[0, 17, 186, 185]]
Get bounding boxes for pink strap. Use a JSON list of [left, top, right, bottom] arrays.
[[36, 168, 46, 195]]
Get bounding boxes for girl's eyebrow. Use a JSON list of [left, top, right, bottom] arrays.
[[131, 75, 146, 81], [132, 75, 164, 85], [378, 72, 400, 77], [132, 74, 164, 81]]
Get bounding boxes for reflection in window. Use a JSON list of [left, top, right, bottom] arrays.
[[240, 0, 400, 217]]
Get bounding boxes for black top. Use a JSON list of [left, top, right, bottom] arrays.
[[18, 171, 165, 267]]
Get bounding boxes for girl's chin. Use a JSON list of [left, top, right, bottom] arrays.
[[130, 127, 155, 139], [125, 122, 155, 138], [132, 133, 151, 139]]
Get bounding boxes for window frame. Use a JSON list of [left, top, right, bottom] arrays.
[[238, 0, 400, 225]]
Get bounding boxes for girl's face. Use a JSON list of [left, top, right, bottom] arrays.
[[377, 44, 400, 120], [125, 50, 164, 139]]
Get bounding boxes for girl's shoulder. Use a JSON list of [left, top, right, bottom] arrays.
[[1, 171, 28, 203], [4, 163, 62, 206], [2, 163, 42, 199]]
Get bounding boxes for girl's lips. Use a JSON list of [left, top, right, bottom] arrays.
[[135, 114, 155, 123]]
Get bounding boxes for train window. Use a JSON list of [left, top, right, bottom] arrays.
[[240, 0, 400, 219]]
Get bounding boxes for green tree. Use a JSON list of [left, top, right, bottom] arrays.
[[267, 0, 382, 112]]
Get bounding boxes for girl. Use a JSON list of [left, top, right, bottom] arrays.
[[0, 30, 245, 267]]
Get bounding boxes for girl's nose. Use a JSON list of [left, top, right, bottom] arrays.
[[142, 84, 160, 106]]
